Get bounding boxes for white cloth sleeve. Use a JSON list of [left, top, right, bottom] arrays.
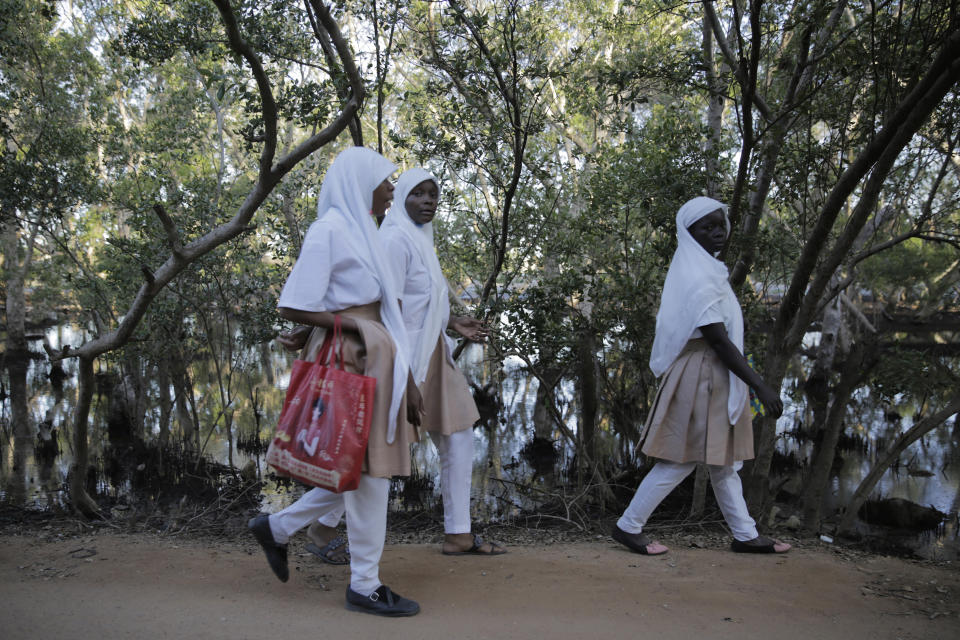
[[690, 301, 726, 339], [696, 301, 726, 329], [277, 223, 333, 312]]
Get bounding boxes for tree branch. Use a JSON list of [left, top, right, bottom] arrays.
[[702, 0, 772, 121], [153, 204, 185, 260], [211, 0, 278, 178], [61, 5, 362, 362], [775, 31, 960, 344], [274, 1, 366, 175], [304, 0, 363, 145], [777, 28, 960, 351]]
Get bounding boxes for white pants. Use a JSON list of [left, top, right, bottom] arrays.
[[307, 428, 474, 535], [429, 429, 473, 534], [269, 474, 389, 596], [617, 461, 759, 541]]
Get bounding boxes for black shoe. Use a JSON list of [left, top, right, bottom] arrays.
[[345, 585, 420, 617], [248, 515, 289, 582]]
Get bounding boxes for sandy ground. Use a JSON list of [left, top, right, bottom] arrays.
[[1, 531, 958, 640]]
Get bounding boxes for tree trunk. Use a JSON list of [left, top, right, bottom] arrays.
[[577, 327, 598, 467], [69, 356, 101, 516], [172, 356, 199, 451], [743, 353, 789, 512], [279, 191, 302, 255], [260, 340, 275, 387], [747, 29, 960, 509], [225, 410, 235, 472], [3, 221, 32, 505], [800, 342, 871, 530], [121, 362, 147, 441], [5, 353, 30, 506], [532, 370, 560, 439], [156, 358, 172, 449]]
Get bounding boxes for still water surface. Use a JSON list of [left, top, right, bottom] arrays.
[[2, 325, 957, 559]]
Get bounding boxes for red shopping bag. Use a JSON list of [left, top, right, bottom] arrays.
[[265, 317, 376, 492]]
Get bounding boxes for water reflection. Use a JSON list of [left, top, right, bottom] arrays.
[[774, 385, 960, 514], [2, 324, 958, 560]]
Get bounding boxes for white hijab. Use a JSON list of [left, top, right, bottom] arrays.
[[380, 168, 452, 384], [310, 146, 412, 443], [648, 196, 747, 424]]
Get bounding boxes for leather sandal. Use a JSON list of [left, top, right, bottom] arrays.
[[612, 525, 669, 555], [306, 534, 350, 565], [441, 532, 507, 556], [731, 535, 791, 554]]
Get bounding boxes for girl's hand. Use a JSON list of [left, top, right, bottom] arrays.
[[276, 325, 311, 352], [755, 384, 783, 419], [405, 374, 424, 426], [449, 315, 488, 342]]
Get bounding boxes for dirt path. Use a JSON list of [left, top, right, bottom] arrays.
[[2, 532, 957, 640]]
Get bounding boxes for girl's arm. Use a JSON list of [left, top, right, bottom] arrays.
[[699, 323, 783, 418], [278, 307, 360, 334], [281, 307, 424, 424]]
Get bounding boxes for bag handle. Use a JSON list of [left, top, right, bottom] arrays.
[[332, 315, 345, 370], [314, 315, 345, 370]]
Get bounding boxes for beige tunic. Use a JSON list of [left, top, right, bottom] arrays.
[[300, 302, 418, 478], [419, 335, 480, 435], [640, 339, 753, 466]]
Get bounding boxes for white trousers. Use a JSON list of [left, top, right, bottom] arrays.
[[307, 428, 474, 535], [269, 474, 389, 596], [617, 461, 759, 541], [429, 429, 473, 534]]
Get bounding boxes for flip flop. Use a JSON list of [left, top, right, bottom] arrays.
[[306, 534, 350, 565], [731, 535, 791, 554], [442, 533, 507, 556], [611, 525, 669, 555]]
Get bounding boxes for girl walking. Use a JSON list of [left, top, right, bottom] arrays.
[[300, 169, 506, 558], [381, 168, 505, 556], [248, 147, 424, 617], [612, 197, 789, 556]]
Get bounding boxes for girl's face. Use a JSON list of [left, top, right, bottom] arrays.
[[687, 209, 727, 255], [404, 180, 439, 225], [372, 179, 395, 217]]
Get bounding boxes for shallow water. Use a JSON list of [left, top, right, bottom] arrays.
[[2, 325, 958, 560]]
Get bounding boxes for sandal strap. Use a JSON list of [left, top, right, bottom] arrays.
[[320, 534, 349, 554], [469, 533, 485, 552]]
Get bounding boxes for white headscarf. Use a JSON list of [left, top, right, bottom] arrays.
[[311, 146, 412, 443], [648, 196, 748, 424], [380, 168, 453, 384]]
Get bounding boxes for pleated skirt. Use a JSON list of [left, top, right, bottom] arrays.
[[640, 339, 754, 466], [419, 335, 480, 436]]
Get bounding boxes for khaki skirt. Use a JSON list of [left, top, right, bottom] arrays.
[[419, 335, 480, 436], [300, 302, 418, 478], [640, 339, 753, 466]]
